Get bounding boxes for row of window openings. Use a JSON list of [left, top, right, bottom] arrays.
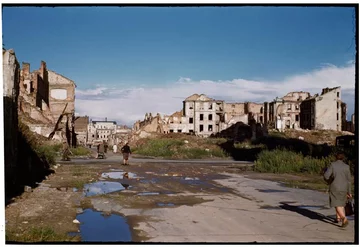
[[169, 125, 213, 133], [189, 105, 213, 110], [91, 135, 109, 138], [287, 104, 299, 110]]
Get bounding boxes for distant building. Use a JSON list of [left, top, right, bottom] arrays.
[[87, 118, 117, 144], [300, 87, 342, 131], [74, 116, 89, 145], [266, 91, 310, 131]]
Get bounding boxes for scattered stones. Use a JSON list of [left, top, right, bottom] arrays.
[[184, 140, 189, 144], [24, 186, 32, 192], [22, 221, 28, 224], [205, 148, 210, 152], [76, 208, 83, 214], [298, 136, 304, 140], [73, 219, 80, 224]]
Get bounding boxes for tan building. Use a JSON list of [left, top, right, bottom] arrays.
[[74, 116, 89, 145], [48, 70, 76, 123], [182, 94, 225, 137], [267, 91, 310, 131], [300, 87, 342, 131]]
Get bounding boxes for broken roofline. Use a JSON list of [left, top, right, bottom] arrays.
[[48, 70, 77, 88], [92, 120, 117, 124]]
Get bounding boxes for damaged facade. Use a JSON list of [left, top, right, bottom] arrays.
[[265, 91, 310, 132], [133, 86, 349, 138], [16, 55, 76, 144], [300, 87, 343, 131]]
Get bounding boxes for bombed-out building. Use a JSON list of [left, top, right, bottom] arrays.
[[300, 87, 344, 131]]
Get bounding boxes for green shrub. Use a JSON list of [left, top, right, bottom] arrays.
[[254, 148, 336, 174], [34, 144, 62, 166], [205, 138, 227, 145], [70, 146, 91, 156], [134, 138, 184, 157]]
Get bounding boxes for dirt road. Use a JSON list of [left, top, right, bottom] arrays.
[[5, 155, 355, 243]]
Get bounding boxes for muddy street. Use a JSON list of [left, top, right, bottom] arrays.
[[5, 157, 355, 243]]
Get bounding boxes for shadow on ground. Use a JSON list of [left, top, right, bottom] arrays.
[[217, 136, 334, 162]]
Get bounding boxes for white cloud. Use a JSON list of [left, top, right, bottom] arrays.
[[75, 62, 356, 126]]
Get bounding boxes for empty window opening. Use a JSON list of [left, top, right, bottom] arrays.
[[189, 130, 194, 133], [200, 114, 204, 121], [287, 104, 291, 110], [189, 117, 194, 124], [260, 116, 263, 123], [178, 129, 182, 133], [208, 114, 213, 121], [337, 92, 340, 98], [199, 125, 204, 132], [209, 104, 213, 110], [170, 129, 174, 133], [337, 113, 339, 120], [295, 115, 299, 121], [208, 125, 213, 131]]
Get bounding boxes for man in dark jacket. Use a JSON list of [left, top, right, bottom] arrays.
[[121, 143, 131, 165]]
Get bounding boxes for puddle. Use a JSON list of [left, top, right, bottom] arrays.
[[76, 209, 132, 242], [180, 177, 204, 185], [257, 189, 288, 193], [121, 183, 131, 189], [84, 182, 125, 196], [139, 178, 159, 184], [101, 172, 139, 179], [137, 192, 160, 196], [157, 202, 175, 207]]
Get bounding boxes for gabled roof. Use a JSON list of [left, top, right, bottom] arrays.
[[184, 93, 215, 102], [48, 70, 77, 88]]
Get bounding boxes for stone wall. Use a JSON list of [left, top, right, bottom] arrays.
[[3, 49, 20, 196], [48, 70, 75, 122]]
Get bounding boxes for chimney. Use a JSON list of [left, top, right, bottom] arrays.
[[105, 117, 107, 122]]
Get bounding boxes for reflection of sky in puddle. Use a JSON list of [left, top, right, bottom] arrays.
[[101, 172, 139, 179], [76, 209, 132, 242], [157, 202, 175, 207], [84, 182, 125, 196], [184, 177, 200, 180], [137, 192, 160, 196]]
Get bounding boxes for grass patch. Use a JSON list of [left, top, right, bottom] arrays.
[[6, 226, 78, 242], [34, 143, 62, 166], [134, 137, 229, 159], [70, 146, 91, 156], [254, 148, 336, 174]]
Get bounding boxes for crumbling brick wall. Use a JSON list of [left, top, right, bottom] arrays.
[[3, 49, 20, 195]]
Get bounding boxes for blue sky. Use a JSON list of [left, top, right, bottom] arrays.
[[2, 6, 356, 125]]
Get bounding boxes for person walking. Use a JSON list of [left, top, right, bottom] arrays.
[[323, 152, 352, 227], [113, 143, 118, 153], [121, 143, 132, 165], [61, 140, 71, 161]]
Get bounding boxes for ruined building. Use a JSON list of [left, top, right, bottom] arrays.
[[300, 87, 343, 131], [265, 91, 310, 131], [17, 58, 76, 144], [74, 116, 89, 145], [180, 94, 225, 136], [224, 102, 264, 127]]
